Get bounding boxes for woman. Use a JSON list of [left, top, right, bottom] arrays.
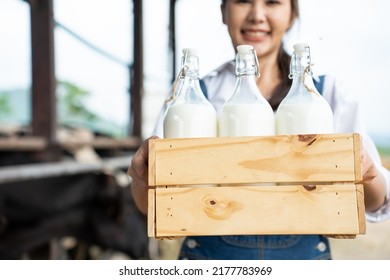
[[128, 0, 390, 259]]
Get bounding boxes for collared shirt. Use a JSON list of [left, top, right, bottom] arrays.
[[154, 60, 390, 222]]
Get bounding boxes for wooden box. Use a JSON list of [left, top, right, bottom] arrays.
[[148, 133, 365, 239]]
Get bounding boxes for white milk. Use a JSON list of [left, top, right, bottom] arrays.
[[276, 103, 333, 134], [163, 103, 217, 138], [218, 103, 275, 137]]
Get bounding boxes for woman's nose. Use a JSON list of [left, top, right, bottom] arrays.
[[248, 2, 266, 23]]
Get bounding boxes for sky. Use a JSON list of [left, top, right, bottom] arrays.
[[1, 0, 390, 143]]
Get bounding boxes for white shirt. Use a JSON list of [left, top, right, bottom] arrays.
[[154, 60, 390, 222]]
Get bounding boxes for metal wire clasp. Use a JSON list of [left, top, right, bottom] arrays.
[[253, 49, 261, 78], [165, 65, 188, 104]]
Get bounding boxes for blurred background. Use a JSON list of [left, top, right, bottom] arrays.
[[0, 0, 389, 260]]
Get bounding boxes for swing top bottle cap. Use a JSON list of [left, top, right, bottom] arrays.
[[237, 45, 253, 54], [293, 43, 309, 55], [182, 48, 198, 55]]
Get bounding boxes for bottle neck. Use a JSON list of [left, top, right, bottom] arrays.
[[290, 50, 312, 79], [165, 62, 198, 104], [172, 53, 203, 102], [235, 51, 259, 77], [289, 51, 320, 95], [181, 55, 200, 98], [232, 66, 265, 103], [182, 53, 200, 79], [230, 48, 269, 103], [176, 60, 206, 103]]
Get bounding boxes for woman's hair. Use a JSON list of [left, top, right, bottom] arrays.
[[221, 0, 300, 110], [268, 45, 293, 111]]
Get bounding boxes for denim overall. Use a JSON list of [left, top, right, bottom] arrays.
[[179, 235, 331, 260], [178, 76, 331, 260]]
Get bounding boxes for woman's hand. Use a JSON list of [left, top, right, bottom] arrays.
[[361, 146, 387, 212], [128, 136, 159, 214]]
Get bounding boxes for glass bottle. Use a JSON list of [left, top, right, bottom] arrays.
[[163, 48, 217, 138], [218, 45, 275, 137], [276, 43, 334, 134]]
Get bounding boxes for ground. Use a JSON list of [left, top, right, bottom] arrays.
[[330, 216, 390, 259]]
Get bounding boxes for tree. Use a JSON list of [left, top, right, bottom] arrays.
[[0, 92, 11, 120], [57, 81, 97, 121]]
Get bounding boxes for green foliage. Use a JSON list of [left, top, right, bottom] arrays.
[[56, 80, 126, 138], [57, 81, 98, 121], [0, 82, 125, 137], [378, 145, 390, 157], [0, 92, 12, 117]]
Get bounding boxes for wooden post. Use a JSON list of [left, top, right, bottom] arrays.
[[29, 0, 60, 161], [130, 0, 143, 138]]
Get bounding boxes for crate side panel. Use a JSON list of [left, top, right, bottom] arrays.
[[151, 134, 358, 186], [154, 184, 360, 237]]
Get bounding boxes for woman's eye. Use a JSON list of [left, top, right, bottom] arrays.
[[266, 0, 281, 4]]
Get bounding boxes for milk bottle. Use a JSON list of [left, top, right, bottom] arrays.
[[218, 45, 275, 137], [276, 43, 333, 134], [163, 48, 217, 138]]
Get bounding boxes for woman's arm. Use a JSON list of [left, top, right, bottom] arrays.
[[361, 146, 388, 212], [323, 76, 390, 219]]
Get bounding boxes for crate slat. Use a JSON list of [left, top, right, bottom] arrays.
[[149, 184, 364, 238], [148, 189, 156, 237], [149, 134, 362, 186]]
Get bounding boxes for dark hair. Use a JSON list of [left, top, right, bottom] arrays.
[[221, 0, 300, 110], [268, 46, 292, 111]]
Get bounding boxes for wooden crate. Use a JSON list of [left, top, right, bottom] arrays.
[[148, 133, 365, 239]]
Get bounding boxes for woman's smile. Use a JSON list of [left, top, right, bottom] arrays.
[[241, 28, 269, 42]]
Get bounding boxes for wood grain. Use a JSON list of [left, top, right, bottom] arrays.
[[153, 184, 361, 237], [149, 134, 361, 186]]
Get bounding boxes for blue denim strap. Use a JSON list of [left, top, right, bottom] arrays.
[[314, 75, 325, 95], [199, 79, 208, 99]]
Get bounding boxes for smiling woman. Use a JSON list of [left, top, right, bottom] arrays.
[[128, 0, 390, 260], [172, 0, 390, 144]]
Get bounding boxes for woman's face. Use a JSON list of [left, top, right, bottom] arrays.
[[222, 0, 294, 59]]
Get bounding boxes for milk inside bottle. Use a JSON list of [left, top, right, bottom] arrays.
[[218, 45, 275, 137], [163, 48, 217, 138], [276, 43, 333, 134]]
